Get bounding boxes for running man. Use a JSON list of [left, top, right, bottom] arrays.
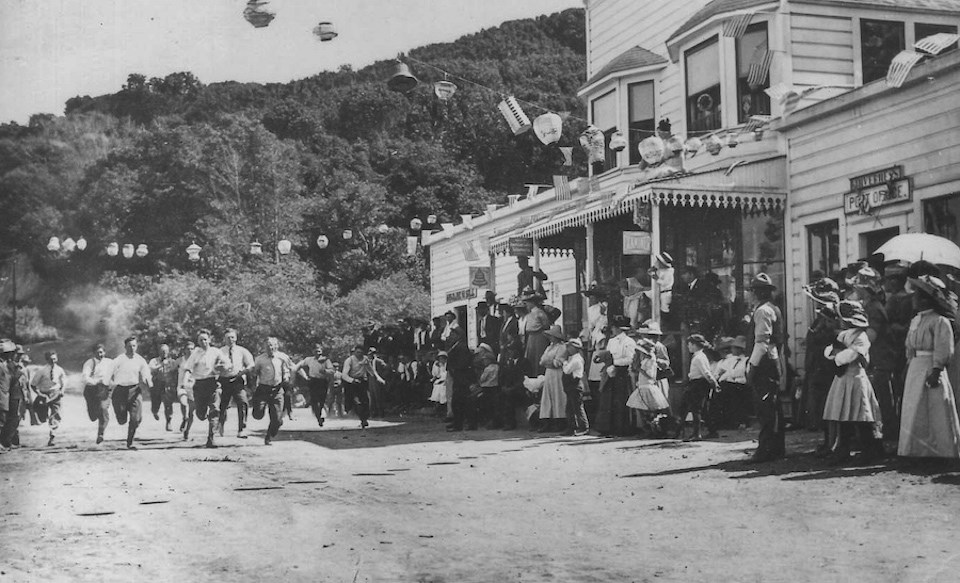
[[31, 351, 66, 446], [176, 340, 196, 438], [252, 337, 293, 445], [81, 343, 115, 445], [295, 344, 335, 427], [218, 329, 255, 439], [148, 344, 179, 431], [181, 330, 228, 448], [110, 336, 153, 450]]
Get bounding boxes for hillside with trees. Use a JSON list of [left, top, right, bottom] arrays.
[[0, 8, 586, 357]]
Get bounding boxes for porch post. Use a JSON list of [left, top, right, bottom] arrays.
[[650, 202, 661, 324]]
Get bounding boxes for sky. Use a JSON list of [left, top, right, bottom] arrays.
[[0, 0, 581, 124]]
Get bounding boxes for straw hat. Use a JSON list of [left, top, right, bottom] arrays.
[[567, 337, 583, 349], [908, 274, 954, 315], [654, 252, 674, 268], [837, 300, 869, 328]]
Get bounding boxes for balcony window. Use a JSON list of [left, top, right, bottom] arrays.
[[916, 22, 958, 54], [627, 81, 655, 165], [591, 89, 618, 173], [736, 23, 771, 123], [861, 19, 905, 84], [686, 36, 721, 133]]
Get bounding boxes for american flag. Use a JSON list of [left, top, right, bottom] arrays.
[[747, 50, 774, 89], [553, 175, 571, 200], [722, 13, 754, 38], [886, 50, 924, 88]]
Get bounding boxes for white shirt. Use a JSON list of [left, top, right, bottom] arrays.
[[32, 364, 66, 397], [183, 347, 227, 380], [562, 352, 585, 379], [688, 350, 717, 386], [220, 344, 254, 378], [82, 357, 114, 386], [749, 302, 781, 366], [111, 353, 153, 388], [716, 354, 747, 384], [606, 333, 638, 366]]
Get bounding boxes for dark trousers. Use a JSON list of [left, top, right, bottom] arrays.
[[595, 367, 632, 436], [307, 377, 330, 424], [564, 387, 588, 432], [869, 368, 898, 440], [218, 376, 249, 432], [0, 399, 21, 447], [344, 379, 370, 423], [450, 379, 478, 430], [150, 384, 175, 422], [193, 378, 222, 442], [111, 385, 142, 445], [751, 355, 785, 459], [252, 384, 284, 438], [498, 387, 525, 429], [476, 385, 501, 426], [679, 378, 710, 436], [83, 383, 111, 438]]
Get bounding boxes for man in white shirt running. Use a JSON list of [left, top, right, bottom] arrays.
[[31, 350, 66, 446], [218, 329, 255, 438], [252, 337, 293, 445], [82, 343, 115, 445], [181, 329, 228, 448], [110, 336, 153, 450]]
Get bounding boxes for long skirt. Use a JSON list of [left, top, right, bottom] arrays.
[[430, 381, 447, 404], [594, 366, 632, 436], [626, 379, 670, 411], [898, 354, 960, 458], [823, 365, 882, 423], [539, 367, 567, 419], [525, 331, 549, 376]]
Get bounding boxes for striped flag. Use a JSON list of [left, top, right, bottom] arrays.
[[553, 175, 571, 200], [747, 50, 774, 89], [886, 50, 924, 88], [722, 13, 754, 38], [780, 90, 801, 116]]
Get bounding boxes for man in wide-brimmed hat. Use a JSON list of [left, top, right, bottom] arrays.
[[746, 272, 786, 462]]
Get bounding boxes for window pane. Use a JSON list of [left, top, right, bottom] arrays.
[[591, 90, 617, 131], [628, 81, 655, 165], [861, 19, 905, 84], [736, 23, 771, 122], [916, 22, 959, 54], [807, 220, 839, 280], [686, 37, 721, 133], [924, 193, 960, 243]]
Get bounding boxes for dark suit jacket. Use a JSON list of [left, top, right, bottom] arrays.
[[476, 315, 502, 353], [498, 316, 521, 360]]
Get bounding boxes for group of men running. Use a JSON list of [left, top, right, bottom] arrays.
[[78, 329, 338, 449]]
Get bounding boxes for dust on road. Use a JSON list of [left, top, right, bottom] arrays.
[[1, 395, 959, 583]]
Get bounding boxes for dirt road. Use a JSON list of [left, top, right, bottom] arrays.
[[1, 394, 959, 583]]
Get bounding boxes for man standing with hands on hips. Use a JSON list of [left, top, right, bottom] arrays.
[[110, 336, 153, 450]]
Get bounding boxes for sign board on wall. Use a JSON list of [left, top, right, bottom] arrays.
[[622, 231, 652, 255], [845, 177, 912, 215], [633, 201, 652, 231], [508, 237, 534, 257], [446, 288, 477, 304], [469, 267, 492, 288]]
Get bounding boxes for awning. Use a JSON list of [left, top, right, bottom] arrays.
[[629, 182, 786, 212]]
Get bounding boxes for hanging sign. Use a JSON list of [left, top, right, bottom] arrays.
[[622, 231, 652, 255], [508, 237, 534, 257], [844, 166, 912, 215], [446, 288, 478, 304], [469, 267, 493, 288]]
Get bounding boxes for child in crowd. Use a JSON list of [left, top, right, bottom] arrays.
[[429, 351, 448, 417], [714, 336, 750, 429], [561, 338, 588, 436], [627, 339, 671, 437], [675, 334, 718, 441]]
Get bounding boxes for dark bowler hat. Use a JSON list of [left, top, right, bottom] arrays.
[[611, 315, 631, 329]]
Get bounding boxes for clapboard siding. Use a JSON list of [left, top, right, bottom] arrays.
[[789, 12, 855, 93]]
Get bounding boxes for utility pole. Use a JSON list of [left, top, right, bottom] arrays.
[[10, 257, 16, 342]]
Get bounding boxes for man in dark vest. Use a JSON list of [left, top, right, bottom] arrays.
[[746, 273, 785, 463], [476, 301, 502, 356]]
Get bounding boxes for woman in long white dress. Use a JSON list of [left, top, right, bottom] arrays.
[[899, 276, 960, 459], [626, 340, 670, 436], [429, 352, 448, 407], [537, 325, 569, 433]]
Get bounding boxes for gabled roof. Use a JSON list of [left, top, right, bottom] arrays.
[[666, 0, 776, 45], [579, 46, 667, 94]]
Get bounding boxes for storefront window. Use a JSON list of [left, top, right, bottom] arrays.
[[591, 89, 618, 174], [861, 226, 899, 257], [736, 23, 772, 123], [916, 22, 959, 54], [628, 81, 656, 165], [685, 36, 721, 133], [861, 19, 905, 84], [807, 220, 840, 280], [924, 193, 960, 243]]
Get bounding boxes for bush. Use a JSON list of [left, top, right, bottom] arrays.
[[0, 306, 60, 343]]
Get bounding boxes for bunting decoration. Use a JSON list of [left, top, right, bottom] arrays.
[[553, 175, 571, 201], [885, 50, 925, 88], [498, 96, 532, 135], [722, 13, 754, 38], [747, 50, 774, 89], [915, 32, 960, 55]]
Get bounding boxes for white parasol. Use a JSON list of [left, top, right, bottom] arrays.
[[875, 233, 960, 269]]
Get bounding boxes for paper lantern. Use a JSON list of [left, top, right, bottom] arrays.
[[76, 237, 87, 251], [410, 218, 423, 232], [342, 229, 353, 240], [533, 113, 562, 145], [497, 96, 532, 135], [277, 239, 292, 255], [243, 0, 275, 28], [107, 242, 119, 257], [377, 224, 389, 234], [121, 244, 134, 259], [316, 235, 329, 249], [312, 22, 337, 42], [62, 238, 76, 253], [434, 80, 457, 101], [704, 134, 724, 155], [578, 125, 605, 164], [426, 215, 437, 225], [250, 241, 263, 255], [186, 242, 201, 262], [608, 130, 627, 152], [684, 137, 703, 157], [638, 136, 666, 165], [135, 244, 148, 258], [47, 237, 60, 252]]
